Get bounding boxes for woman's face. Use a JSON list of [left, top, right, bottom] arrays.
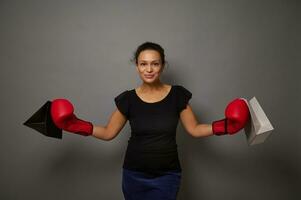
[[136, 50, 164, 84]]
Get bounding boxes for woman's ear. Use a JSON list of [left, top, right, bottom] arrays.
[[160, 65, 165, 73]]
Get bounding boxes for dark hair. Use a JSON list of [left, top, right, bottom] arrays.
[[132, 42, 166, 66]]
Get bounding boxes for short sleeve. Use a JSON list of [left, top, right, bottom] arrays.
[[114, 90, 129, 118], [176, 85, 192, 113]]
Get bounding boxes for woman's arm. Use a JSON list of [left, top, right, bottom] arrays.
[[92, 108, 128, 141], [180, 98, 250, 137], [180, 104, 213, 138]]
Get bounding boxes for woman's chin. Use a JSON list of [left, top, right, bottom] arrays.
[[143, 79, 157, 84]]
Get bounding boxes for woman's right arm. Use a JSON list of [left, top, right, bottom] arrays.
[[92, 108, 128, 141]]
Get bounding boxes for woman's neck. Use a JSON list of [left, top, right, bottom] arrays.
[[139, 81, 165, 92]]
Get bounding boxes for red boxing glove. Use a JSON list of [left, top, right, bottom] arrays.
[[50, 99, 93, 136], [212, 98, 250, 136]]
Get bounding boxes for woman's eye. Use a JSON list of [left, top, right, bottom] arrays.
[[140, 63, 146, 66]]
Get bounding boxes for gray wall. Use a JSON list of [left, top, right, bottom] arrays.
[[1, 0, 300, 199]]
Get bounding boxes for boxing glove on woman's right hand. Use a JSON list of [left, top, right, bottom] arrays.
[[50, 99, 93, 136]]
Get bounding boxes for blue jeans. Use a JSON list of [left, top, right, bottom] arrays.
[[122, 168, 181, 200]]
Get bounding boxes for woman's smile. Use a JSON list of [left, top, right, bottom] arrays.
[[144, 74, 155, 79]]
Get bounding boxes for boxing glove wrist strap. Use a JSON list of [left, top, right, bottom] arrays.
[[71, 117, 93, 136], [212, 118, 228, 136]]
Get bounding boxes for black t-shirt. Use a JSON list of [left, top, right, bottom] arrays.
[[114, 85, 192, 172]]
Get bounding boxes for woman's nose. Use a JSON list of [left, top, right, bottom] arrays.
[[146, 65, 153, 72]]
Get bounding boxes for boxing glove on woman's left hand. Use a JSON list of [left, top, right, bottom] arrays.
[[50, 99, 93, 136], [212, 98, 250, 136]]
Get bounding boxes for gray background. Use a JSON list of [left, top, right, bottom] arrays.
[[1, 0, 300, 199]]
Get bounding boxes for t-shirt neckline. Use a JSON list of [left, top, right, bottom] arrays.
[[134, 85, 174, 104]]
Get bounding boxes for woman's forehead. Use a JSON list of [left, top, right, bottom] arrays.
[[138, 50, 161, 60], [139, 59, 161, 62]]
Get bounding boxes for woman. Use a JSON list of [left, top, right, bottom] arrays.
[[50, 42, 250, 200]]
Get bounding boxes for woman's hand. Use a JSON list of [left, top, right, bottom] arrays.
[[50, 99, 94, 136], [212, 98, 250, 136]]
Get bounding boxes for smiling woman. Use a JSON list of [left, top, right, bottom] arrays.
[[133, 42, 166, 86], [106, 42, 249, 200], [27, 41, 250, 200], [111, 42, 191, 200]]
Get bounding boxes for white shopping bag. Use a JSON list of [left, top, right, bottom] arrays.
[[243, 97, 274, 146]]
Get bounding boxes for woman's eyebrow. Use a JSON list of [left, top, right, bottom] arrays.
[[139, 60, 160, 62]]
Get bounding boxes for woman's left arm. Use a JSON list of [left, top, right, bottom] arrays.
[[179, 104, 213, 138]]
